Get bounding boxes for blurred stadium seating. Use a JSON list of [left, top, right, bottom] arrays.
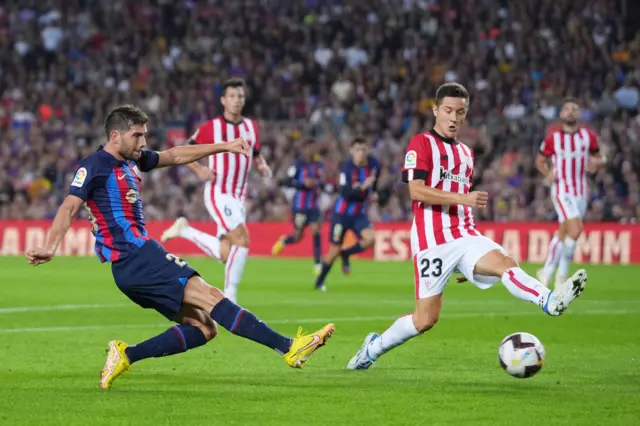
[[0, 0, 638, 224]]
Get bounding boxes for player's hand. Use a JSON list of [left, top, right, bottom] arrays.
[[462, 191, 488, 209], [303, 178, 318, 188], [586, 160, 601, 174], [26, 247, 55, 266], [228, 137, 250, 157], [194, 167, 214, 182], [361, 175, 377, 190], [544, 171, 555, 184], [257, 161, 273, 178]]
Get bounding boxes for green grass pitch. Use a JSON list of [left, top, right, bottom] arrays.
[[1, 257, 639, 425]]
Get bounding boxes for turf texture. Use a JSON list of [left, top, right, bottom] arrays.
[[1, 257, 638, 425]]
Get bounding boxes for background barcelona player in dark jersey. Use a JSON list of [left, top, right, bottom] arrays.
[[26, 105, 334, 389], [272, 139, 324, 274], [315, 137, 380, 291]]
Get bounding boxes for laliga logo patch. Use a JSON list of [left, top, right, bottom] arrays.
[[404, 150, 417, 169], [71, 167, 87, 188]]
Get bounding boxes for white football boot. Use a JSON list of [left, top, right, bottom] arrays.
[[347, 332, 379, 370], [542, 269, 587, 316], [161, 217, 188, 242]]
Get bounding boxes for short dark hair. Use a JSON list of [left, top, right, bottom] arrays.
[[222, 77, 247, 95], [104, 105, 148, 138], [351, 137, 367, 147], [435, 83, 470, 105], [561, 97, 580, 108]]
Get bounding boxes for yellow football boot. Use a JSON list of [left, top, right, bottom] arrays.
[[272, 236, 286, 256], [99, 340, 130, 389], [313, 264, 322, 276], [283, 323, 335, 368]]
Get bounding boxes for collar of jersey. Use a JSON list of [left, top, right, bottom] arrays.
[[430, 129, 458, 145]]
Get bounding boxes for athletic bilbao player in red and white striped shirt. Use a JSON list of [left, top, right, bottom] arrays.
[[535, 98, 605, 288], [347, 83, 588, 371], [161, 78, 272, 303]]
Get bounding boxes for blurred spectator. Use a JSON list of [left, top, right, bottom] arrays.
[[0, 0, 638, 226]]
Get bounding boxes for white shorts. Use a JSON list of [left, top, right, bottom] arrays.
[[551, 187, 587, 223], [204, 185, 246, 238], [413, 236, 506, 299]]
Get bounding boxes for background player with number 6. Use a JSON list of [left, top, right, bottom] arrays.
[[535, 98, 605, 288], [161, 78, 272, 303], [347, 83, 588, 371]]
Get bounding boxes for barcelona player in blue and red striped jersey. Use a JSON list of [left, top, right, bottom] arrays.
[[315, 137, 380, 291], [26, 105, 334, 389], [272, 140, 324, 274]]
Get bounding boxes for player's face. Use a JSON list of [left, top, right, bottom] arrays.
[[221, 87, 246, 116], [350, 143, 368, 166], [303, 144, 316, 161], [560, 102, 579, 125], [432, 97, 468, 139], [117, 124, 148, 160]]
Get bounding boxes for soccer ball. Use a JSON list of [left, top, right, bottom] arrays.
[[498, 332, 545, 378]]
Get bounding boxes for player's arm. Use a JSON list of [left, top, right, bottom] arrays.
[[280, 164, 314, 189], [338, 164, 367, 201], [586, 131, 606, 173], [26, 195, 83, 265], [402, 135, 486, 208], [536, 135, 555, 182], [182, 121, 216, 179], [155, 138, 249, 168]]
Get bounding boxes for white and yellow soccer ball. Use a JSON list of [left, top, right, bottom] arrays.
[[498, 332, 545, 378]]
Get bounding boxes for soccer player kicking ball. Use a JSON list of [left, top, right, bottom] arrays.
[[347, 84, 586, 370], [26, 105, 334, 389]]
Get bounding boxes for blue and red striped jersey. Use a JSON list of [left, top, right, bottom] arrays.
[[285, 159, 324, 211], [68, 147, 160, 263], [333, 156, 380, 216]]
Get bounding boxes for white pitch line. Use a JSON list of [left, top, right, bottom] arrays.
[[0, 309, 636, 334], [0, 303, 130, 314]]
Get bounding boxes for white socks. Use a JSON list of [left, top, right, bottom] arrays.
[[557, 237, 577, 279], [180, 226, 221, 260], [542, 236, 564, 279], [368, 314, 419, 360], [501, 267, 551, 306], [224, 246, 249, 303]]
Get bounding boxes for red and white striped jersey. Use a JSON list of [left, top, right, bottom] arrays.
[[539, 128, 599, 199], [190, 116, 260, 201], [402, 131, 481, 253]]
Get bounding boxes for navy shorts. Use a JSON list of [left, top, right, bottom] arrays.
[[111, 239, 198, 320], [292, 208, 321, 230], [329, 214, 372, 245]]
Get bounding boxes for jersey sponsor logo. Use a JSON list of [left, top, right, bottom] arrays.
[[404, 150, 417, 169], [132, 165, 141, 179], [439, 167, 470, 185], [71, 167, 87, 187]]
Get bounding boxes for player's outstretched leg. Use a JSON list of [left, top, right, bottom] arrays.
[[347, 295, 441, 370], [161, 217, 223, 261], [184, 276, 334, 367], [100, 307, 217, 389], [474, 249, 586, 316], [538, 233, 564, 287]]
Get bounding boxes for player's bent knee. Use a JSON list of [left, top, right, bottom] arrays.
[[566, 220, 583, 240], [413, 313, 439, 333], [183, 317, 218, 341]]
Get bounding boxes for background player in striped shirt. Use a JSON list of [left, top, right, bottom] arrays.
[[347, 83, 588, 370], [272, 139, 325, 274], [25, 105, 334, 388], [536, 98, 605, 288], [161, 78, 272, 303], [315, 137, 380, 291]]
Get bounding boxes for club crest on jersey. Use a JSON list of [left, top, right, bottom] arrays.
[[404, 150, 417, 169], [126, 189, 138, 204], [439, 167, 470, 185], [71, 167, 87, 187]]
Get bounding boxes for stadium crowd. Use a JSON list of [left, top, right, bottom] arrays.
[[0, 0, 638, 224]]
